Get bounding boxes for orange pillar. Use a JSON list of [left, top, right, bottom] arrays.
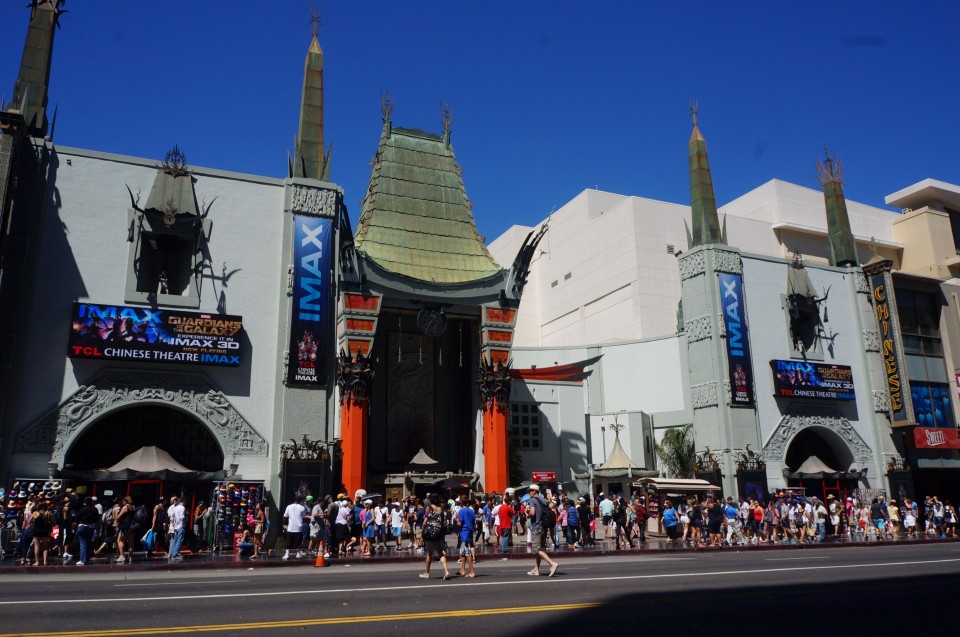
[[340, 397, 368, 496], [483, 402, 509, 494]]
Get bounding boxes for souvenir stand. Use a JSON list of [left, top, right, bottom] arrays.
[[210, 481, 265, 551], [633, 477, 721, 537], [3, 479, 66, 554]]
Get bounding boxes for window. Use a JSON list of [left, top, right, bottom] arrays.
[[510, 403, 542, 450], [897, 288, 954, 428], [135, 232, 194, 295]]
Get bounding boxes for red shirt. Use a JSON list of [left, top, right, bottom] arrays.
[[497, 504, 515, 529]]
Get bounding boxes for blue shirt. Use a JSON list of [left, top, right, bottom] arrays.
[[482, 505, 492, 524], [724, 504, 738, 520], [566, 506, 580, 527], [663, 508, 679, 527], [458, 506, 476, 542]]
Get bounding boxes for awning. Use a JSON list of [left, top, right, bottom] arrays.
[[60, 445, 229, 481], [632, 478, 721, 491]]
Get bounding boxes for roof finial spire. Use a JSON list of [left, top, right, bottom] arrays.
[[309, 4, 321, 40], [689, 98, 699, 129], [440, 101, 452, 135], [380, 90, 393, 123]]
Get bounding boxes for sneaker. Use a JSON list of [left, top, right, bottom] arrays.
[[115, 556, 125, 564], [296, 552, 305, 559], [63, 553, 73, 559], [282, 553, 290, 560], [323, 553, 330, 559], [75, 561, 85, 566], [548, 563, 559, 577]]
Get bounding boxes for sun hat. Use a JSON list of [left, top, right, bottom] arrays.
[[529, 484, 540, 492]]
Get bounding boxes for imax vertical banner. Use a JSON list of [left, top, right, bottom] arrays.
[[288, 215, 332, 386], [718, 272, 755, 406]]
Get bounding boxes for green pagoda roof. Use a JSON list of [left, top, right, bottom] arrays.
[[354, 120, 502, 284]]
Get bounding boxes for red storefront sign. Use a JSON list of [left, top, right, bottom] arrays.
[[913, 427, 960, 449], [531, 471, 557, 482]]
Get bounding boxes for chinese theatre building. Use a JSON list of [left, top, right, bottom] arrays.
[[0, 3, 353, 543], [335, 100, 541, 498]]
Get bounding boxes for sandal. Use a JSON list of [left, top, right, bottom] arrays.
[[418, 573, 429, 579], [443, 573, 451, 580]]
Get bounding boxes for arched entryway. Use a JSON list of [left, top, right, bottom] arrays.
[[65, 405, 224, 472], [785, 426, 859, 500]]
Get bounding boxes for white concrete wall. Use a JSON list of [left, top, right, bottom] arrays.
[[492, 180, 903, 348]]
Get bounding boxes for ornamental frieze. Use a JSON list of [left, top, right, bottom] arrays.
[[287, 184, 338, 218], [691, 382, 719, 410], [678, 252, 705, 281], [16, 370, 267, 458], [853, 271, 870, 296], [711, 249, 743, 275], [762, 405, 873, 464], [684, 314, 713, 343], [861, 329, 881, 353], [872, 390, 891, 415]]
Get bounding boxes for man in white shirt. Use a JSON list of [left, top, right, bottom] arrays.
[[373, 501, 388, 552], [167, 496, 186, 561], [389, 502, 404, 549], [282, 494, 307, 560]]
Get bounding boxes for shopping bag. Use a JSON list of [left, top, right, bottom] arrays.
[[141, 529, 156, 551]]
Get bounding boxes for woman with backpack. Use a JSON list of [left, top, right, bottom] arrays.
[[419, 498, 451, 580]]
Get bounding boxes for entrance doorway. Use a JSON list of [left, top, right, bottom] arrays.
[[65, 405, 223, 472], [785, 427, 859, 500], [127, 479, 162, 504]]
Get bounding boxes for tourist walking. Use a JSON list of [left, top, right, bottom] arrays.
[[282, 494, 307, 560], [524, 484, 559, 577], [419, 498, 451, 580], [167, 496, 186, 561]]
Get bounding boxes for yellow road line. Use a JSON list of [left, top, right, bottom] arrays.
[[0, 602, 607, 637]]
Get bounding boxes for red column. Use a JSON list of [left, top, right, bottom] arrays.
[[483, 402, 509, 494], [340, 398, 368, 495]]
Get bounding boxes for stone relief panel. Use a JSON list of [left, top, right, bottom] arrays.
[[861, 330, 881, 353], [685, 314, 713, 343], [854, 271, 870, 296], [691, 382, 719, 410], [679, 252, 705, 281], [712, 249, 743, 275], [762, 405, 873, 465], [288, 184, 338, 218], [872, 390, 891, 414], [15, 370, 267, 460]]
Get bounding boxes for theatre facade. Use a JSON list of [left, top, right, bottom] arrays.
[[0, 3, 537, 533]]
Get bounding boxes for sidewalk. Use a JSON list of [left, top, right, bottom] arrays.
[[2, 532, 957, 573]]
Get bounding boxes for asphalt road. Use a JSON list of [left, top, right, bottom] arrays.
[[2, 543, 958, 636]]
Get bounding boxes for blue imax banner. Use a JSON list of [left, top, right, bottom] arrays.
[[718, 272, 755, 406], [67, 303, 243, 366], [288, 215, 332, 386]]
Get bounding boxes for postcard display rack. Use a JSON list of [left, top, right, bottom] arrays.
[[3, 479, 65, 553], [211, 481, 263, 551]]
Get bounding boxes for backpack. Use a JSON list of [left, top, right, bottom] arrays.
[[102, 507, 115, 527], [156, 505, 169, 526], [541, 504, 557, 529], [422, 511, 444, 542], [763, 509, 773, 524]]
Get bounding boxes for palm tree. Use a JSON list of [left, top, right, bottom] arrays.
[[655, 423, 695, 478]]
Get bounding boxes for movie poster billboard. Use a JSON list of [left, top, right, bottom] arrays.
[[770, 360, 856, 400], [718, 272, 755, 406], [287, 215, 332, 386], [67, 303, 243, 366]]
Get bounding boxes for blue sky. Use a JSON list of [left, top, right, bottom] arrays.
[[2, 2, 958, 242]]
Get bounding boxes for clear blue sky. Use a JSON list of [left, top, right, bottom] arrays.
[[2, 2, 958, 242]]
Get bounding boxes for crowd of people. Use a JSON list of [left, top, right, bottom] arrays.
[[0, 488, 255, 566], [4, 484, 959, 569]]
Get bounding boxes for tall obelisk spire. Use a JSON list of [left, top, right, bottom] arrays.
[[8, 0, 64, 137], [686, 101, 726, 248], [292, 8, 331, 181], [817, 147, 858, 267]]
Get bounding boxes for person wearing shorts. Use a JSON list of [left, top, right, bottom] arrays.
[[524, 485, 559, 577], [456, 495, 476, 577]]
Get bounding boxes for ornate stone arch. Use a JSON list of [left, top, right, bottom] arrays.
[[15, 369, 267, 463], [762, 405, 873, 465]]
